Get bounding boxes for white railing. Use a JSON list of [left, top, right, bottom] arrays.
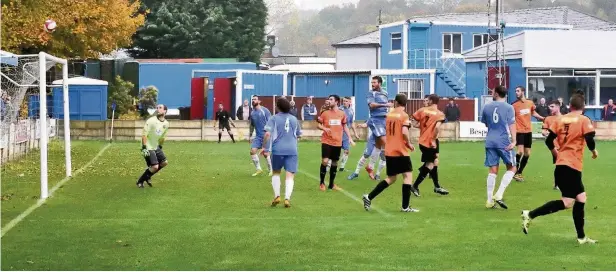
[[409, 49, 466, 92]]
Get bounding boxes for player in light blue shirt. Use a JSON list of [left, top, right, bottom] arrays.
[[249, 95, 272, 177], [263, 97, 301, 208], [347, 122, 380, 180], [366, 76, 391, 175], [481, 86, 518, 210]]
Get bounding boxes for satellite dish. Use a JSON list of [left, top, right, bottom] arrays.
[[271, 46, 280, 58]]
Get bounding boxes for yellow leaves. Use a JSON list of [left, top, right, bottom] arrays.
[[1, 0, 145, 58]]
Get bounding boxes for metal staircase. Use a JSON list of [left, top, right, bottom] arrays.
[[409, 49, 466, 97]]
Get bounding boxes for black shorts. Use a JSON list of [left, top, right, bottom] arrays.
[[219, 122, 231, 131], [419, 140, 439, 163], [385, 156, 413, 177], [321, 143, 342, 161], [516, 132, 533, 148], [554, 165, 585, 198], [144, 148, 167, 167]]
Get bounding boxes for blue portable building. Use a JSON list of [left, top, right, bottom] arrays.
[[50, 77, 109, 120], [135, 62, 257, 109]]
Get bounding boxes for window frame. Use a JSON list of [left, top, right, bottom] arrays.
[[443, 33, 463, 54], [390, 32, 402, 52]]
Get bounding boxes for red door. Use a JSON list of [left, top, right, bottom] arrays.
[[213, 78, 232, 119], [488, 66, 510, 90], [190, 77, 206, 119]]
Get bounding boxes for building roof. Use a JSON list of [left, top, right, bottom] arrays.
[[380, 6, 616, 30], [52, 76, 109, 86], [332, 31, 380, 47], [464, 30, 616, 69]]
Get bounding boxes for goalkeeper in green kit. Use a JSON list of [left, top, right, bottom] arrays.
[[136, 104, 170, 188]]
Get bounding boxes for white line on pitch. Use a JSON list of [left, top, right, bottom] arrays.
[[298, 169, 392, 217], [1, 143, 112, 238]]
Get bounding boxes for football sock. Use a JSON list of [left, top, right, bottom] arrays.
[[339, 153, 349, 169], [271, 175, 281, 197], [319, 164, 327, 185], [370, 148, 381, 163], [402, 184, 412, 209], [430, 166, 441, 188], [137, 169, 153, 183], [495, 171, 515, 199], [229, 133, 235, 143], [368, 157, 376, 170], [368, 180, 389, 200], [266, 155, 272, 172], [518, 155, 530, 174], [328, 165, 338, 189], [251, 154, 261, 170], [486, 173, 497, 203], [326, 160, 331, 172], [413, 165, 430, 189], [516, 154, 522, 169], [376, 160, 386, 176], [573, 202, 586, 239], [354, 156, 367, 174], [529, 200, 565, 219], [218, 133, 222, 142], [285, 178, 294, 200]]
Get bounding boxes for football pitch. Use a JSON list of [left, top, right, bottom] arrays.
[[1, 140, 615, 270]]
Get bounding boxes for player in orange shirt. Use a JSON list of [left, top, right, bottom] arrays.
[[317, 95, 355, 191], [363, 93, 419, 212], [521, 94, 598, 244], [541, 100, 562, 190], [512, 86, 545, 182], [411, 94, 449, 196]]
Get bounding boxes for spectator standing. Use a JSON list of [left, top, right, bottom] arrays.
[[602, 99, 616, 121], [444, 97, 460, 122], [536, 97, 550, 118], [289, 100, 298, 119], [301, 96, 318, 121], [557, 97, 569, 115], [236, 99, 251, 120]]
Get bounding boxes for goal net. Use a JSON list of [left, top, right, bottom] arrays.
[[1, 51, 72, 200]]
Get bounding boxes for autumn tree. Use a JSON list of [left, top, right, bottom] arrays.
[[0, 0, 145, 58]]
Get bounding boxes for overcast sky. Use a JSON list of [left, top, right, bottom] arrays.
[[293, 0, 359, 10]]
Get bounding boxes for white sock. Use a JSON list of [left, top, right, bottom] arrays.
[[251, 154, 261, 170], [376, 160, 386, 176], [370, 148, 381, 163], [266, 155, 272, 172], [495, 171, 515, 200], [487, 173, 497, 202], [354, 156, 367, 174], [340, 154, 349, 169], [285, 178, 294, 200], [326, 159, 331, 172], [272, 175, 281, 197], [368, 157, 376, 170]]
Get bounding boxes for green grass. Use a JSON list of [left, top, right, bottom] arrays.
[[1, 140, 616, 270]]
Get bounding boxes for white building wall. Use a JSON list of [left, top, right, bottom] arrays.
[[335, 47, 378, 70]]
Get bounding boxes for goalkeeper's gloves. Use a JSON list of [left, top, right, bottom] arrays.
[[158, 145, 163, 150], [141, 145, 149, 157]]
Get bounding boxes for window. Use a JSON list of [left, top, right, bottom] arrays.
[[443, 33, 462, 54], [528, 77, 596, 106], [472, 34, 500, 48], [391, 33, 402, 51], [398, 79, 424, 99], [600, 77, 616, 104]]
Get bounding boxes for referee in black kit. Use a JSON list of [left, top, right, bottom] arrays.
[[214, 103, 236, 143]]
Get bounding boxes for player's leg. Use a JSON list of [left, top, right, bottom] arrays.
[[521, 165, 572, 234], [514, 133, 525, 181], [226, 124, 235, 143], [250, 137, 263, 176], [493, 149, 516, 209], [399, 156, 418, 212], [349, 150, 370, 180], [484, 148, 500, 208], [137, 150, 159, 188], [328, 147, 342, 190], [339, 139, 350, 171], [573, 191, 595, 244], [263, 138, 273, 176], [144, 148, 168, 187], [363, 156, 398, 211], [283, 155, 298, 208], [218, 125, 224, 143], [375, 150, 386, 180], [413, 146, 435, 195], [368, 119, 386, 170], [515, 134, 531, 181], [270, 155, 284, 206], [319, 144, 330, 191]]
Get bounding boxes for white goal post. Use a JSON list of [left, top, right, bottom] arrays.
[[0, 51, 72, 200]]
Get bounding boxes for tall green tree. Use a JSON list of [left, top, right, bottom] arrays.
[[131, 0, 267, 62]]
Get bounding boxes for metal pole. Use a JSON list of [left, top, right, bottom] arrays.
[[62, 63, 72, 177], [38, 52, 48, 200]]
